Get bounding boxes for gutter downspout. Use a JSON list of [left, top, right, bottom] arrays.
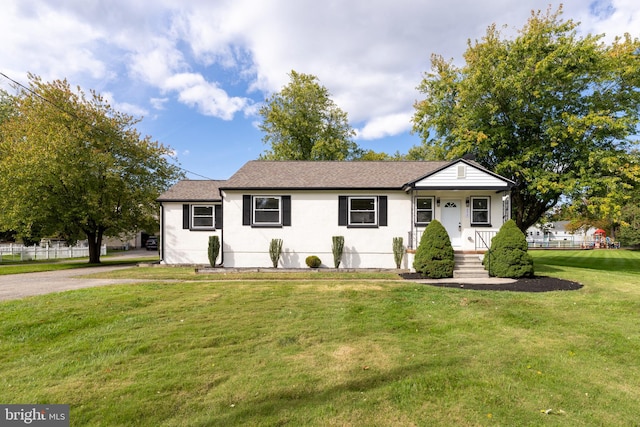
[[159, 203, 165, 263], [219, 190, 225, 267]]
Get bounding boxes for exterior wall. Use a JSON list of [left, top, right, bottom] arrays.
[[160, 202, 222, 264], [222, 190, 412, 269], [411, 190, 508, 251], [161, 189, 510, 268], [414, 163, 507, 188]]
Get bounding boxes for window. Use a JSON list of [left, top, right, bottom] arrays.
[[254, 196, 281, 225], [415, 197, 434, 224], [338, 196, 387, 227], [182, 204, 221, 230], [349, 197, 376, 225], [192, 205, 214, 228], [242, 195, 291, 227], [471, 197, 490, 225]]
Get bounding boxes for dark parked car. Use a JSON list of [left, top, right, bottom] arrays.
[[145, 236, 158, 251]]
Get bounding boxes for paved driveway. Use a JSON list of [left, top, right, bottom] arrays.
[[0, 250, 156, 301], [0, 265, 150, 301]]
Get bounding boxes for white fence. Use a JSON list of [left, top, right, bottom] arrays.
[[0, 244, 107, 262]]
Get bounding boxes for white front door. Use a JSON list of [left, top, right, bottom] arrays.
[[441, 199, 462, 247]]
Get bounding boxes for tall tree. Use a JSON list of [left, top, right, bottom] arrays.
[[412, 7, 640, 231], [259, 70, 359, 160], [0, 75, 183, 263]]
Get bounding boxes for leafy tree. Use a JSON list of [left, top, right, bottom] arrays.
[[618, 204, 640, 247], [259, 70, 359, 160], [564, 150, 640, 239], [413, 219, 454, 278], [354, 149, 393, 161], [412, 6, 640, 232], [483, 220, 534, 278], [0, 75, 183, 263]]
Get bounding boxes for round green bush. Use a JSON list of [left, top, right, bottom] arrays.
[[483, 219, 534, 278], [413, 219, 454, 278], [305, 255, 322, 268]]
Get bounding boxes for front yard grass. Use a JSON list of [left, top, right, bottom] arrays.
[[0, 250, 639, 425], [0, 255, 158, 275]]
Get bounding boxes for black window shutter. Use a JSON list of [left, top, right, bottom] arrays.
[[182, 204, 190, 229], [338, 196, 347, 226], [378, 196, 388, 226], [215, 205, 222, 229], [282, 196, 291, 226], [242, 195, 251, 225]]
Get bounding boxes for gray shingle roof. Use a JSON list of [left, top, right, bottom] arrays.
[[157, 180, 225, 202], [221, 160, 451, 190]]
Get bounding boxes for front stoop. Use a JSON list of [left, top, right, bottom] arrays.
[[454, 253, 489, 279]]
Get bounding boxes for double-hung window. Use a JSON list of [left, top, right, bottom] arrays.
[[338, 196, 387, 227], [182, 204, 221, 230], [242, 195, 291, 227], [253, 196, 281, 225], [349, 197, 377, 225], [415, 197, 434, 225], [192, 205, 214, 229], [471, 197, 490, 226]]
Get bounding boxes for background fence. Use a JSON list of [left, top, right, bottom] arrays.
[[0, 244, 107, 262]]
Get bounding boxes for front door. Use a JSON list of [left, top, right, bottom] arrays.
[[441, 199, 462, 247]]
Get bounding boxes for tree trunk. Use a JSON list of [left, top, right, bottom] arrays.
[[511, 186, 557, 234], [86, 229, 104, 264]]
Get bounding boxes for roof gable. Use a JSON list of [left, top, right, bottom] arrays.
[[408, 159, 514, 190]]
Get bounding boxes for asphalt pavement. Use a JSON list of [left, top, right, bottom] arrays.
[[0, 250, 154, 301]]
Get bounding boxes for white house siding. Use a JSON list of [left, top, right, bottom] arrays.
[[221, 190, 412, 269], [414, 163, 508, 189], [410, 190, 507, 251], [160, 202, 222, 264]]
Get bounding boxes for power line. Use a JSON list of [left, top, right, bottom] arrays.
[[0, 71, 214, 180]]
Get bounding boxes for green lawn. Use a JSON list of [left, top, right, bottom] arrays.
[[0, 254, 159, 275], [1, 250, 639, 426]]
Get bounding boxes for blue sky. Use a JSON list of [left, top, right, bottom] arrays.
[[1, 0, 636, 179]]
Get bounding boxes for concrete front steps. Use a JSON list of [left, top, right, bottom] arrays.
[[454, 253, 489, 279]]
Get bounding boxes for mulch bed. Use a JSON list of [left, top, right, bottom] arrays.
[[400, 273, 583, 292]]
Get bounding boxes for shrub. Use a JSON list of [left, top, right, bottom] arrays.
[[208, 236, 220, 267], [392, 237, 404, 269], [305, 255, 322, 268], [413, 220, 454, 278], [269, 238, 283, 268], [332, 236, 344, 268], [483, 219, 534, 278]]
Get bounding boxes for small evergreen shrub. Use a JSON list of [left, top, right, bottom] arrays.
[[269, 238, 283, 268], [305, 255, 322, 268], [413, 220, 454, 278], [483, 219, 534, 278], [332, 236, 344, 268], [392, 237, 404, 269], [208, 236, 220, 267]]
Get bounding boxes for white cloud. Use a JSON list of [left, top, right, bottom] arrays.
[[150, 97, 169, 110], [356, 112, 414, 140], [102, 91, 149, 118], [0, 1, 107, 82], [2, 0, 640, 140]]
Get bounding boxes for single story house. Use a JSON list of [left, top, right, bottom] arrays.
[[157, 159, 514, 269]]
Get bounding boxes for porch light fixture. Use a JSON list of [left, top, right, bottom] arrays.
[[466, 197, 470, 207], [436, 197, 440, 206]]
